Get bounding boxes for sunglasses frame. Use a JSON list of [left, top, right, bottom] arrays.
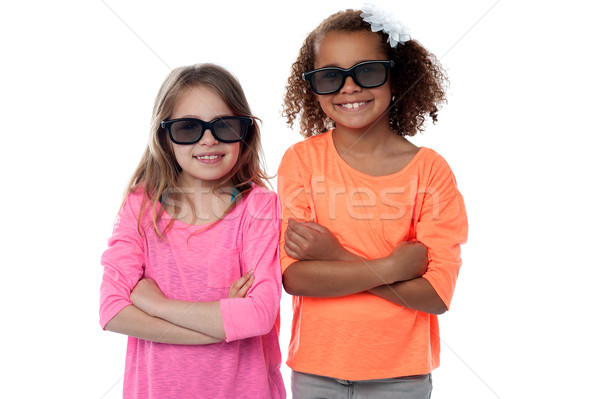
[[161, 116, 253, 145], [302, 60, 395, 95]]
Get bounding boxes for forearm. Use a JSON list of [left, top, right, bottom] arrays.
[[152, 299, 226, 340], [283, 255, 411, 297], [283, 240, 427, 297], [104, 305, 222, 345], [368, 277, 447, 315]]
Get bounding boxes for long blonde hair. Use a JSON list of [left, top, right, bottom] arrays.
[[126, 63, 269, 237]]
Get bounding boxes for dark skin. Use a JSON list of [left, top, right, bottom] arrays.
[[283, 218, 447, 315], [282, 30, 448, 315]]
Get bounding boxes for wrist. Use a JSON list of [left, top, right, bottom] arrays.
[[150, 296, 170, 319], [382, 255, 401, 284], [338, 248, 361, 262], [378, 253, 406, 284]]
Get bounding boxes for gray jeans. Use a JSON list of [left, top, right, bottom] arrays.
[[291, 371, 432, 399]]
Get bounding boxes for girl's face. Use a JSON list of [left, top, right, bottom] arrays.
[[170, 86, 240, 188], [313, 30, 392, 133]]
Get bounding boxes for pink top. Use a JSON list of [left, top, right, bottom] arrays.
[[100, 185, 285, 398]]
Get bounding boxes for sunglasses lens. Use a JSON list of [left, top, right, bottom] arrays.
[[170, 120, 203, 144], [310, 70, 344, 94], [213, 118, 247, 142], [354, 63, 387, 87]]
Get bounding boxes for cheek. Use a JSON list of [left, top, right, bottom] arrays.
[[375, 84, 393, 104], [171, 145, 190, 168], [315, 95, 324, 106], [315, 94, 333, 115], [229, 143, 241, 165], [232, 143, 241, 158]]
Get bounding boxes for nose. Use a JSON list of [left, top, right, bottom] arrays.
[[199, 129, 219, 146], [339, 75, 361, 94]]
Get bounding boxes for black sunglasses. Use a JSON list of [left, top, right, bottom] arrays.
[[302, 60, 394, 95], [161, 116, 253, 144]]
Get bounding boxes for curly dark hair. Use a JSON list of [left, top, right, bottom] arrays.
[[283, 9, 448, 138]]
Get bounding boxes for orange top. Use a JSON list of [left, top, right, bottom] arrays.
[[277, 130, 468, 380]]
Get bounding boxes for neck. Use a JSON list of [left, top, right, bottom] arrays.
[[331, 124, 419, 177], [333, 121, 400, 156], [166, 178, 234, 225], [177, 174, 218, 192]]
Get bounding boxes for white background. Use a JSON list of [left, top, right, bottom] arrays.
[[1, 0, 598, 398]]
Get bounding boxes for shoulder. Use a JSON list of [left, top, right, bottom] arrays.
[[120, 186, 148, 215], [283, 130, 331, 158], [116, 186, 158, 230], [279, 130, 332, 172], [237, 185, 280, 233], [414, 147, 457, 177], [413, 147, 463, 200], [240, 185, 279, 215], [108, 188, 150, 237], [244, 185, 277, 204], [127, 185, 148, 203], [417, 147, 451, 166]]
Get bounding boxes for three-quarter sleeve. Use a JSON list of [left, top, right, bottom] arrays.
[[220, 191, 283, 342], [416, 158, 468, 309], [99, 193, 145, 329], [277, 146, 314, 273]]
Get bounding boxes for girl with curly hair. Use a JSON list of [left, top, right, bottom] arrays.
[[278, 6, 468, 398]]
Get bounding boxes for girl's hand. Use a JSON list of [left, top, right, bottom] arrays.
[[130, 278, 166, 317], [228, 270, 255, 298], [285, 218, 357, 261]]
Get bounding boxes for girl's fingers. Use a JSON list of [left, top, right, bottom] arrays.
[[228, 270, 255, 298], [232, 275, 254, 298], [303, 221, 327, 233], [287, 219, 313, 237], [240, 275, 255, 297], [284, 242, 302, 260], [239, 269, 254, 283], [286, 225, 310, 248]]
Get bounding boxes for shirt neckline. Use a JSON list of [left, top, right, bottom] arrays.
[[325, 129, 427, 180]]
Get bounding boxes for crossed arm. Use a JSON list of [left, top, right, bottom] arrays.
[[283, 219, 447, 315], [104, 271, 255, 345]]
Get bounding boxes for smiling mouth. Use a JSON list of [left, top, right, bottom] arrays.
[[339, 101, 369, 109], [193, 154, 224, 161]]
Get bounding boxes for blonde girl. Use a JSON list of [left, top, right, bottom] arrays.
[[100, 63, 285, 398]]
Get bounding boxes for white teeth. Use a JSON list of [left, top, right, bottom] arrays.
[[195, 155, 220, 160], [341, 101, 366, 109]]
